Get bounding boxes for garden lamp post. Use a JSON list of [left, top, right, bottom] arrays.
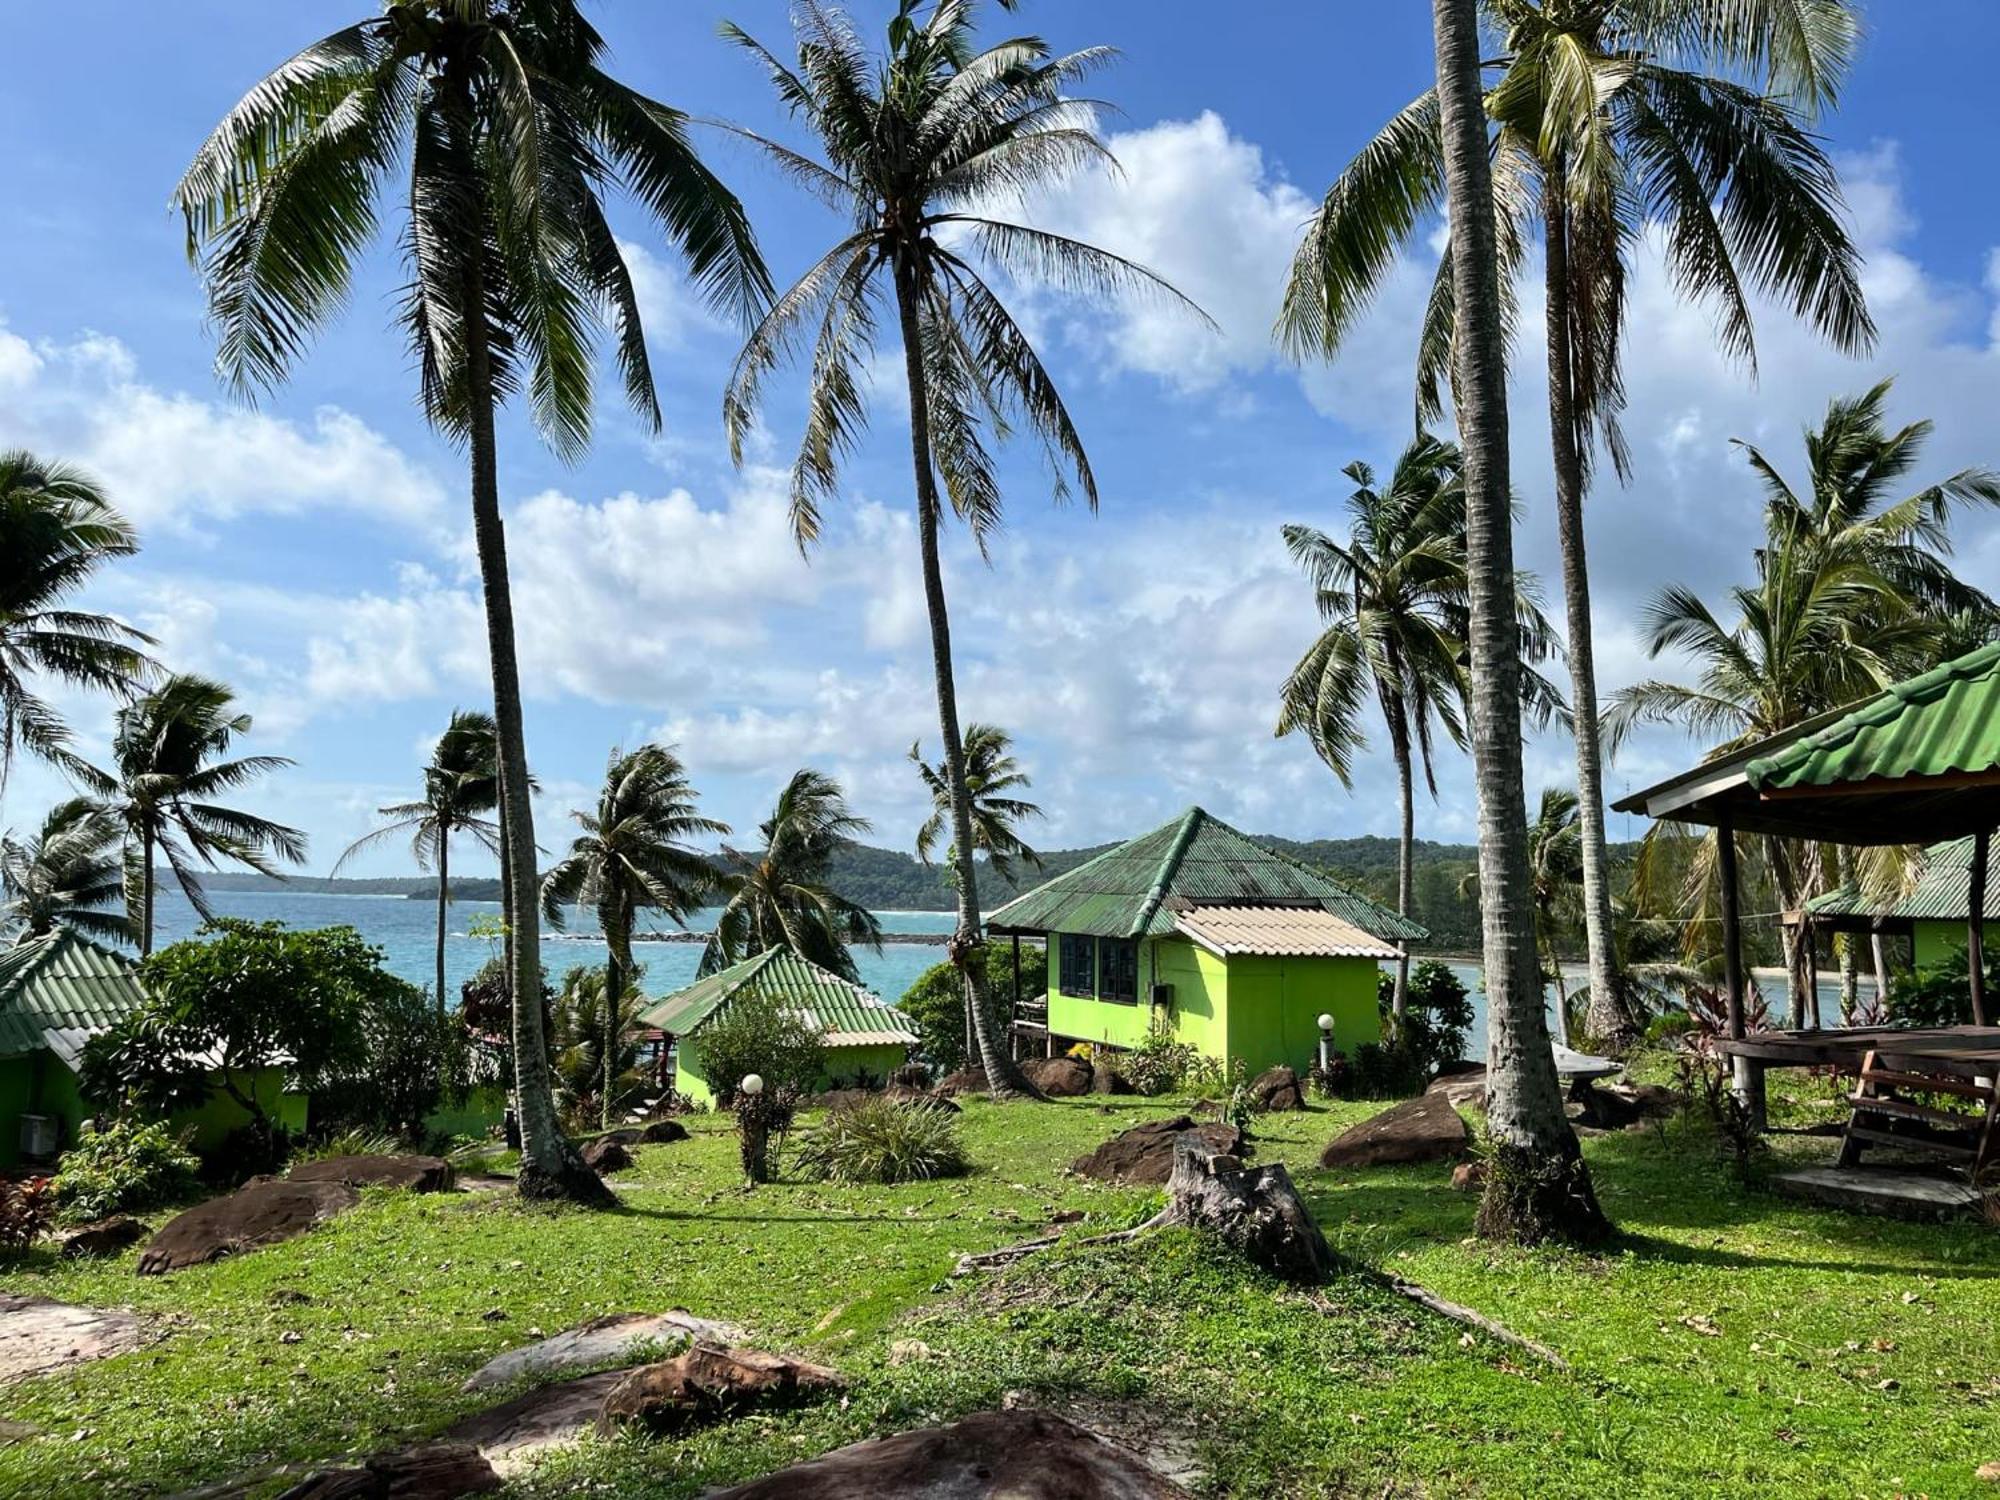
[[1316, 1014, 1336, 1075], [737, 1073, 770, 1185]]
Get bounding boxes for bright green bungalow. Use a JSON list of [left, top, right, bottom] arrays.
[[0, 929, 307, 1167], [989, 807, 1427, 1076], [1806, 834, 1998, 971], [640, 945, 917, 1107]]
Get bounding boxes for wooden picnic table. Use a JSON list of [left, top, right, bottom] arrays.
[[1717, 1026, 2000, 1131]]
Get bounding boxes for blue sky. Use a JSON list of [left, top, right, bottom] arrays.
[[4, 1, 2000, 875]]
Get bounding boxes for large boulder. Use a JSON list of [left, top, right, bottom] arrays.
[[706, 1407, 1193, 1499], [275, 1442, 500, 1499], [446, 1371, 628, 1475], [462, 1310, 744, 1394], [597, 1344, 843, 1436], [289, 1155, 454, 1193], [933, 1070, 988, 1098], [56, 1215, 148, 1260], [1425, 1065, 1487, 1110], [579, 1139, 635, 1174], [1071, 1116, 1247, 1186], [1023, 1055, 1094, 1097], [1248, 1065, 1306, 1112], [138, 1180, 360, 1276], [1089, 1063, 1132, 1096], [640, 1119, 691, 1144], [1319, 1092, 1470, 1170]]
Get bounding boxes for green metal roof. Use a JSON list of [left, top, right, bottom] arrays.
[[1748, 641, 2000, 794], [0, 929, 147, 1067], [986, 806, 1427, 943], [637, 945, 917, 1049], [1807, 837, 2000, 924]]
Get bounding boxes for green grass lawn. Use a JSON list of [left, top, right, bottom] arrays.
[[2, 1084, 1996, 1498]]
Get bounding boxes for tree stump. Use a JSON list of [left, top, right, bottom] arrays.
[[1157, 1136, 1337, 1285]]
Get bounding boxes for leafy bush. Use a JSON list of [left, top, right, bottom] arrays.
[[0, 1176, 53, 1256], [1885, 947, 1994, 1029], [1356, 960, 1476, 1097], [458, 954, 554, 1089], [550, 965, 645, 1130], [1122, 1027, 1202, 1096], [314, 979, 473, 1143], [83, 922, 397, 1151], [49, 1121, 201, 1223], [697, 990, 827, 1108], [792, 1096, 968, 1183], [900, 942, 1047, 1074]]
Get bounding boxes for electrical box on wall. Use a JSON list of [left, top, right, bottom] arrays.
[[1150, 982, 1174, 1008]]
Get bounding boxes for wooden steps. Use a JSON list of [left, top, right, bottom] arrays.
[[1837, 1048, 1998, 1184]]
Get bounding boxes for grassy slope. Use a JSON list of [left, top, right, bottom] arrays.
[[1, 1089, 1995, 1498]]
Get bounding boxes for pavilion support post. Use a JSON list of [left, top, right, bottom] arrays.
[[1970, 831, 1990, 1028], [1717, 813, 1764, 1130], [1009, 933, 1023, 1062], [1804, 918, 1821, 1031]]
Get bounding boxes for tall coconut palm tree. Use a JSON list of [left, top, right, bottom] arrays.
[[1280, 0, 1873, 1044], [702, 769, 882, 984], [1, 798, 134, 945], [910, 722, 1044, 886], [179, 0, 768, 1204], [1276, 431, 1566, 1019], [542, 745, 725, 1125], [334, 709, 500, 1011], [80, 675, 307, 955], [721, 0, 1203, 1096], [0, 452, 154, 790], [1429, 0, 1607, 1246], [1609, 385, 2000, 1023]]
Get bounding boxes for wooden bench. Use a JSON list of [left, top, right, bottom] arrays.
[[1837, 1049, 1999, 1184]]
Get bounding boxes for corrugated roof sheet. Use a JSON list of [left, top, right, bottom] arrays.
[[637, 945, 917, 1050], [987, 807, 1428, 943], [0, 929, 147, 1062], [1748, 641, 2000, 793], [1807, 836, 2000, 923], [1173, 905, 1403, 959]]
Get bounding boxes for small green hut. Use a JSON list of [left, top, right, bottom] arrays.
[[0, 929, 309, 1166], [1805, 834, 2000, 970], [989, 807, 1427, 1076], [641, 946, 917, 1107]]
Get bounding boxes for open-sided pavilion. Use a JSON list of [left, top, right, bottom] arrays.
[[1613, 643, 2000, 1150]]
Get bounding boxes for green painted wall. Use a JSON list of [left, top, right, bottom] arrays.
[[424, 1085, 509, 1142], [674, 1039, 912, 1109], [1147, 938, 1228, 1055], [1222, 954, 1379, 1076], [1913, 920, 1963, 969], [0, 1051, 86, 1168], [169, 1068, 309, 1154], [0, 1057, 32, 1166]]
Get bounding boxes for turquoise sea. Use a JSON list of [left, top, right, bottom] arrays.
[[150, 886, 1842, 1053]]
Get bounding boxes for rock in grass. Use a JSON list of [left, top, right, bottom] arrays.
[[0, 1295, 146, 1383], [579, 1139, 634, 1174], [1023, 1055, 1094, 1096], [1070, 1116, 1247, 1186], [933, 1069, 988, 1097], [288, 1155, 455, 1193], [704, 1407, 1193, 1498], [461, 1311, 744, 1393], [640, 1119, 690, 1144], [137, 1180, 360, 1276], [274, 1441, 499, 1498], [1319, 1092, 1469, 1170], [446, 1370, 628, 1474], [56, 1215, 147, 1259], [597, 1344, 842, 1436], [1248, 1065, 1306, 1112]]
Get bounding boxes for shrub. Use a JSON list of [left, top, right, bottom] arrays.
[[0, 1176, 53, 1256], [49, 1120, 201, 1224], [900, 943, 1047, 1074], [792, 1096, 968, 1184], [1121, 1023, 1201, 1096], [314, 980, 473, 1143], [698, 990, 827, 1108], [1359, 960, 1475, 1096], [1885, 947, 1994, 1029]]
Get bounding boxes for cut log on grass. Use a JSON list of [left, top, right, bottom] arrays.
[[961, 1136, 1336, 1286]]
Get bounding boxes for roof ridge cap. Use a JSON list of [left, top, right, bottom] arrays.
[[1129, 807, 1204, 938]]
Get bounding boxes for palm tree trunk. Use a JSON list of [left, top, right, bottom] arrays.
[[603, 901, 627, 1131], [140, 824, 155, 956], [457, 173, 608, 1207], [1386, 699, 1415, 1026], [1540, 172, 1625, 1047], [892, 263, 1031, 1099], [1433, 0, 1607, 1245], [1870, 932, 1890, 1010], [435, 834, 450, 1014]]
